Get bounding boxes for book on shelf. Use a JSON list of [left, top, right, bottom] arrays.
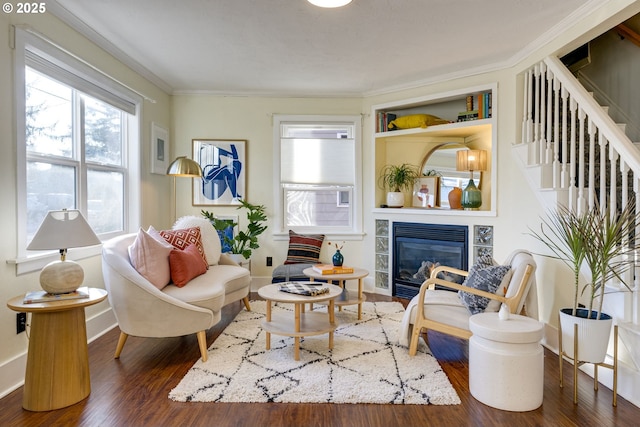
[[312, 264, 355, 275], [23, 288, 90, 304], [376, 112, 397, 132], [457, 110, 479, 122], [279, 282, 329, 296]]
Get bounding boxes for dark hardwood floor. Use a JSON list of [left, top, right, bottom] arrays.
[[0, 292, 637, 427]]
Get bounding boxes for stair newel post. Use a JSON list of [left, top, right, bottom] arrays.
[[587, 119, 596, 211], [553, 75, 561, 188], [577, 107, 587, 215], [561, 86, 569, 188]]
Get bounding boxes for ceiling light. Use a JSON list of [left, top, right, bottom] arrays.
[[308, 0, 353, 8]]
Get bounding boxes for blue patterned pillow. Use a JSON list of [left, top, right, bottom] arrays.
[[459, 263, 511, 315]]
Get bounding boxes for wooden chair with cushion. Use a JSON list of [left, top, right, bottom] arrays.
[[400, 250, 536, 356]]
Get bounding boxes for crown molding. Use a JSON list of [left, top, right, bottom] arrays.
[[48, 1, 173, 95]]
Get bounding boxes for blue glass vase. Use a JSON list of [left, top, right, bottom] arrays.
[[332, 249, 344, 267]]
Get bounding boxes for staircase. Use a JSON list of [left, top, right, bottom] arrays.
[[512, 55, 640, 369]]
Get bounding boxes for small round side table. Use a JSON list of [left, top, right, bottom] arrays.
[[303, 267, 368, 319], [469, 312, 544, 412], [7, 287, 108, 411]]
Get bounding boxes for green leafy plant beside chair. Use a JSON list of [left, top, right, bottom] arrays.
[[201, 199, 267, 260]]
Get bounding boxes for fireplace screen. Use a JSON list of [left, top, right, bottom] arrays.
[[392, 223, 468, 299]]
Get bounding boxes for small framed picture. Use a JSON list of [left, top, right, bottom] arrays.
[[212, 215, 239, 253], [150, 123, 169, 175], [412, 177, 440, 208], [193, 139, 247, 206]]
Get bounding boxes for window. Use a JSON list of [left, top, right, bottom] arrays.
[[14, 28, 141, 271], [274, 115, 362, 236]]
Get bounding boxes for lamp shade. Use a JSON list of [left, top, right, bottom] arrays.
[[167, 156, 203, 177], [28, 209, 101, 251], [27, 209, 101, 294], [456, 149, 488, 172]]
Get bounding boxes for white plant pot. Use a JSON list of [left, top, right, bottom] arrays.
[[386, 192, 405, 208], [559, 308, 613, 364], [227, 253, 248, 267]]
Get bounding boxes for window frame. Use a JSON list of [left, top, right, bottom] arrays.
[[13, 27, 141, 274], [273, 114, 363, 240]]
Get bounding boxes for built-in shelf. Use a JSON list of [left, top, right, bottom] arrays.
[[372, 83, 497, 214]]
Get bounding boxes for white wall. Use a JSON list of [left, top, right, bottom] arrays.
[[171, 95, 363, 280]]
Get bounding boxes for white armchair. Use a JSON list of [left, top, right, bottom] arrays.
[[400, 250, 537, 356]]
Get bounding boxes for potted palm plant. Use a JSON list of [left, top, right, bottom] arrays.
[[378, 163, 421, 208], [529, 201, 640, 363], [201, 199, 267, 263]]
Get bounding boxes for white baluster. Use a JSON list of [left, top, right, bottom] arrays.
[[539, 63, 547, 163], [577, 107, 586, 215], [569, 96, 578, 211], [587, 119, 596, 211], [561, 86, 569, 188], [599, 135, 608, 209], [553, 75, 560, 188], [534, 64, 541, 163]]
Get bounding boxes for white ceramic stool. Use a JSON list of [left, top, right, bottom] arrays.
[[469, 312, 544, 411]]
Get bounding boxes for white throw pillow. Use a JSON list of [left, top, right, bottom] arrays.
[[172, 216, 222, 265]]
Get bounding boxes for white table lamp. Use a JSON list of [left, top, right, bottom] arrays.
[[27, 209, 101, 294]]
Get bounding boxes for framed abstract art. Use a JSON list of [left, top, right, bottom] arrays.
[[192, 139, 246, 206]]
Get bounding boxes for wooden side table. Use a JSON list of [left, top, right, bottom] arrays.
[[303, 267, 368, 319], [258, 283, 342, 361], [7, 287, 108, 411]]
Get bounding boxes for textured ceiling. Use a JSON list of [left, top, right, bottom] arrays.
[[51, 0, 593, 96]]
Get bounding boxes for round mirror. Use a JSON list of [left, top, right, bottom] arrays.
[[421, 143, 480, 208]]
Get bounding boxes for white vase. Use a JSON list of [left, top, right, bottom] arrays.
[[386, 192, 404, 208], [559, 308, 613, 364]]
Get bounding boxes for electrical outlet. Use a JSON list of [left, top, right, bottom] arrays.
[[16, 312, 26, 334], [266, 256, 272, 267]]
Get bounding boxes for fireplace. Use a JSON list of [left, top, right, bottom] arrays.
[[392, 222, 468, 299]]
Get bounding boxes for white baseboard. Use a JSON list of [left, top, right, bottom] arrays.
[[0, 307, 117, 400]]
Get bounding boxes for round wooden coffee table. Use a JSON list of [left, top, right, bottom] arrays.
[[303, 267, 369, 319], [258, 283, 342, 361]]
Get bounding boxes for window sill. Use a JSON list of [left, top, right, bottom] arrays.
[[272, 231, 366, 241], [8, 244, 103, 275]]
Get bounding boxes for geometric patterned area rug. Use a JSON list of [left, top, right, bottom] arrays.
[[169, 301, 461, 405]]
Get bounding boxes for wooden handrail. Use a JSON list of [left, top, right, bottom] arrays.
[[616, 24, 640, 49]]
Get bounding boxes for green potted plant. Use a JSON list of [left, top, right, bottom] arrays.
[[378, 163, 420, 208], [201, 199, 267, 262], [529, 201, 640, 363]]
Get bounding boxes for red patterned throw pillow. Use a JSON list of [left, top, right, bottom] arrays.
[[159, 227, 208, 270], [284, 230, 325, 264]]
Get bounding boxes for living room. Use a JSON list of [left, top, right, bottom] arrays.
[[2, 1, 640, 425]]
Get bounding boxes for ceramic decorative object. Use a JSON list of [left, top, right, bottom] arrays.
[[332, 249, 344, 267], [448, 187, 462, 209]]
